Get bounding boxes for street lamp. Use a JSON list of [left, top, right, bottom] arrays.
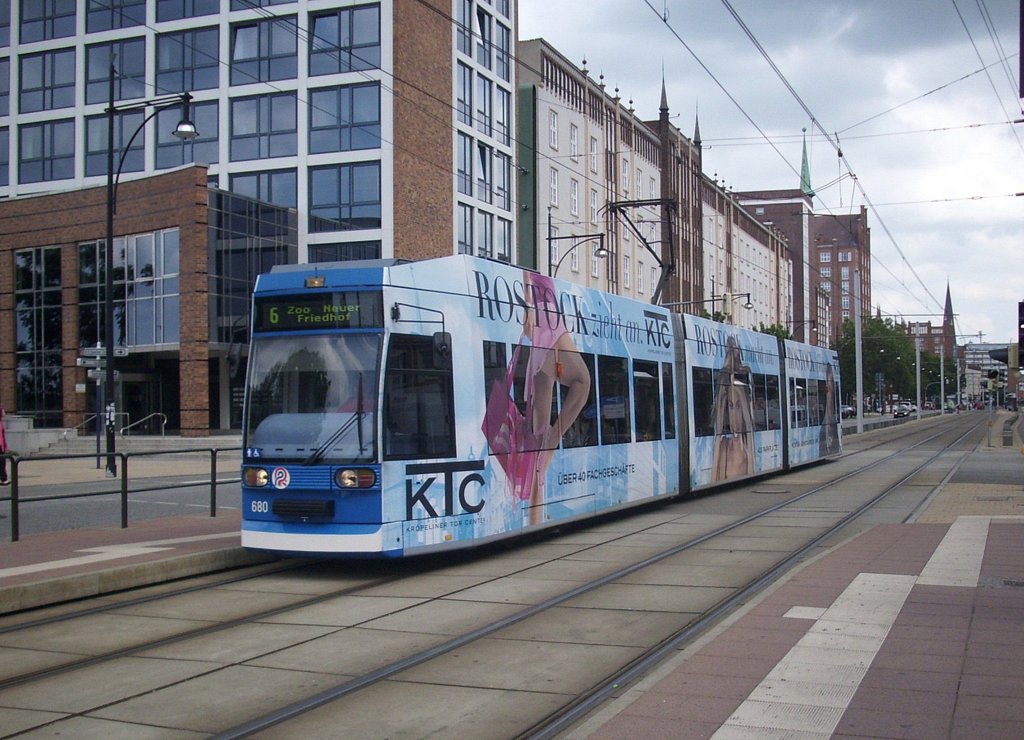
[[663, 292, 754, 320], [103, 61, 197, 476], [550, 233, 608, 277], [546, 209, 608, 277]]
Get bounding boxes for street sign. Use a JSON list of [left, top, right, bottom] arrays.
[[86, 369, 120, 380], [80, 346, 128, 357], [76, 357, 106, 367]]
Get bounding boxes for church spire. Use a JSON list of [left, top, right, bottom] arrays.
[[800, 128, 814, 197], [694, 104, 701, 148]]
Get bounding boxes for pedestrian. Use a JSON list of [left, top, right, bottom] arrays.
[[0, 406, 9, 485]]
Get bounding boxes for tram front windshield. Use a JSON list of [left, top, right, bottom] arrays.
[[244, 333, 381, 463]]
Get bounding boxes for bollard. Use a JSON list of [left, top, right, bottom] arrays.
[[210, 449, 218, 517]]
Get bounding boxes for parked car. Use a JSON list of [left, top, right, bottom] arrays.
[[841, 405, 856, 418]]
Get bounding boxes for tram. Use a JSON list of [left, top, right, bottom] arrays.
[[240, 255, 841, 557]]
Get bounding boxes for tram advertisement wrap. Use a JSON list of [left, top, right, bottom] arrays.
[[683, 315, 785, 489], [382, 257, 678, 549]]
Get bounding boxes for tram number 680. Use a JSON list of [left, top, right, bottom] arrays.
[[251, 500, 270, 514]]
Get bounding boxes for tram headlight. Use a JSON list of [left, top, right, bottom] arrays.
[[336, 468, 377, 489], [244, 467, 269, 487]]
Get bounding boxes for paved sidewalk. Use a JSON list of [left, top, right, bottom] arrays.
[[570, 416, 1024, 739]]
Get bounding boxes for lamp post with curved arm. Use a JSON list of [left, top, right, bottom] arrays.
[[550, 233, 608, 277], [103, 61, 198, 476]]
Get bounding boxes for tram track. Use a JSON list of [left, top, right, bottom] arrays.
[[0, 414, 984, 737]]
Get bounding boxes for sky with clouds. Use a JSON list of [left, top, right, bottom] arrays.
[[519, 0, 1022, 345]]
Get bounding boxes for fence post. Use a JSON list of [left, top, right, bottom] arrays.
[[120, 453, 129, 528], [210, 449, 218, 517]]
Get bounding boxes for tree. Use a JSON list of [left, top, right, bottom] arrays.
[[755, 323, 792, 340], [836, 317, 916, 408]]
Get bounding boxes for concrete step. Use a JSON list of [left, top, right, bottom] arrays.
[[38, 433, 242, 457]]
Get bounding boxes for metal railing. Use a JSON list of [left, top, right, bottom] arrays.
[[62, 414, 99, 444], [120, 412, 168, 437], [1, 447, 241, 542]]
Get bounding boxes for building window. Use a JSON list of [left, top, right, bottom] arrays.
[[157, 27, 219, 93], [18, 118, 73, 183], [86, 38, 145, 104], [496, 217, 511, 262], [637, 261, 644, 294], [475, 142, 493, 204], [494, 151, 511, 211], [840, 266, 850, 280], [310, 5, 380, 76], [310, 82, 380, 153], [590, 188, 598, 224], [309, 241, 381, 262], [569, 124, 578, 161], [231, 169, 297, 209], [458, 203, 473, 254], [457, 132, 473, 196], [21, 0, 76, 42], [475, 6, 491, 69], [621, 157, 630, 193], [819, 250, 831, 263], [476, 209, 493, 258], [457, 62, 472, 126], [493, 0, 509, 19], [839, 250, 852, 262], [156, 101, 218, 168], [821, 266, 831, 278], [623, 254, 631, 289], [20, 48, 75, 112], [591, 244, 601, 278], [494, 87, 510, 145], [309, 161, 381, 232], [157, 0, 219, 22], [548, 167, 558, 206], [549, 110, 558, 149], [0, 127, 8, 186], [0, 0, 9, 46], [231, 16, 297, 85], [475, 75, 492, 136], [14, 246, 63, 427], [230, 92, 297, 161], [590, 136, 598, 172], [570, 178, 579, 216], [0, 58, 7, 116], [495, 22, 510, 82], [455, 0, 471, 56], [85, 109, 145, 177], [86, 0, 144, 33]]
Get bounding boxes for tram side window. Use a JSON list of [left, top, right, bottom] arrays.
[[790, 378, 806, 428], [692, 367, 714, 437], [633, 360, 661, 441], [561, 351, 597, 448], [598, 355, 631, 444], [661, 362, 676, 439], [765, 375, 780, 430], [806, 379, 820, 426], [384, 333, 455, 459]]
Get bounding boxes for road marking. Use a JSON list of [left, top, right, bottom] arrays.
[[712, 516, 990, 739], [0, 532, 238, 580]]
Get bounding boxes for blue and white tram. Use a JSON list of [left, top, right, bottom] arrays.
[[240, 255, 840, 557]]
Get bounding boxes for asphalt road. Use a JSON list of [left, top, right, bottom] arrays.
[[2, 475, 241, 538]]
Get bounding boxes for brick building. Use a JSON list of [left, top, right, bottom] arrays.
[[0, 0, 517, 432], [0, 167, 297, 434]]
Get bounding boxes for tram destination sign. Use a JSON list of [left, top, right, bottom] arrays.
[[254, 291, 384, 331]]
